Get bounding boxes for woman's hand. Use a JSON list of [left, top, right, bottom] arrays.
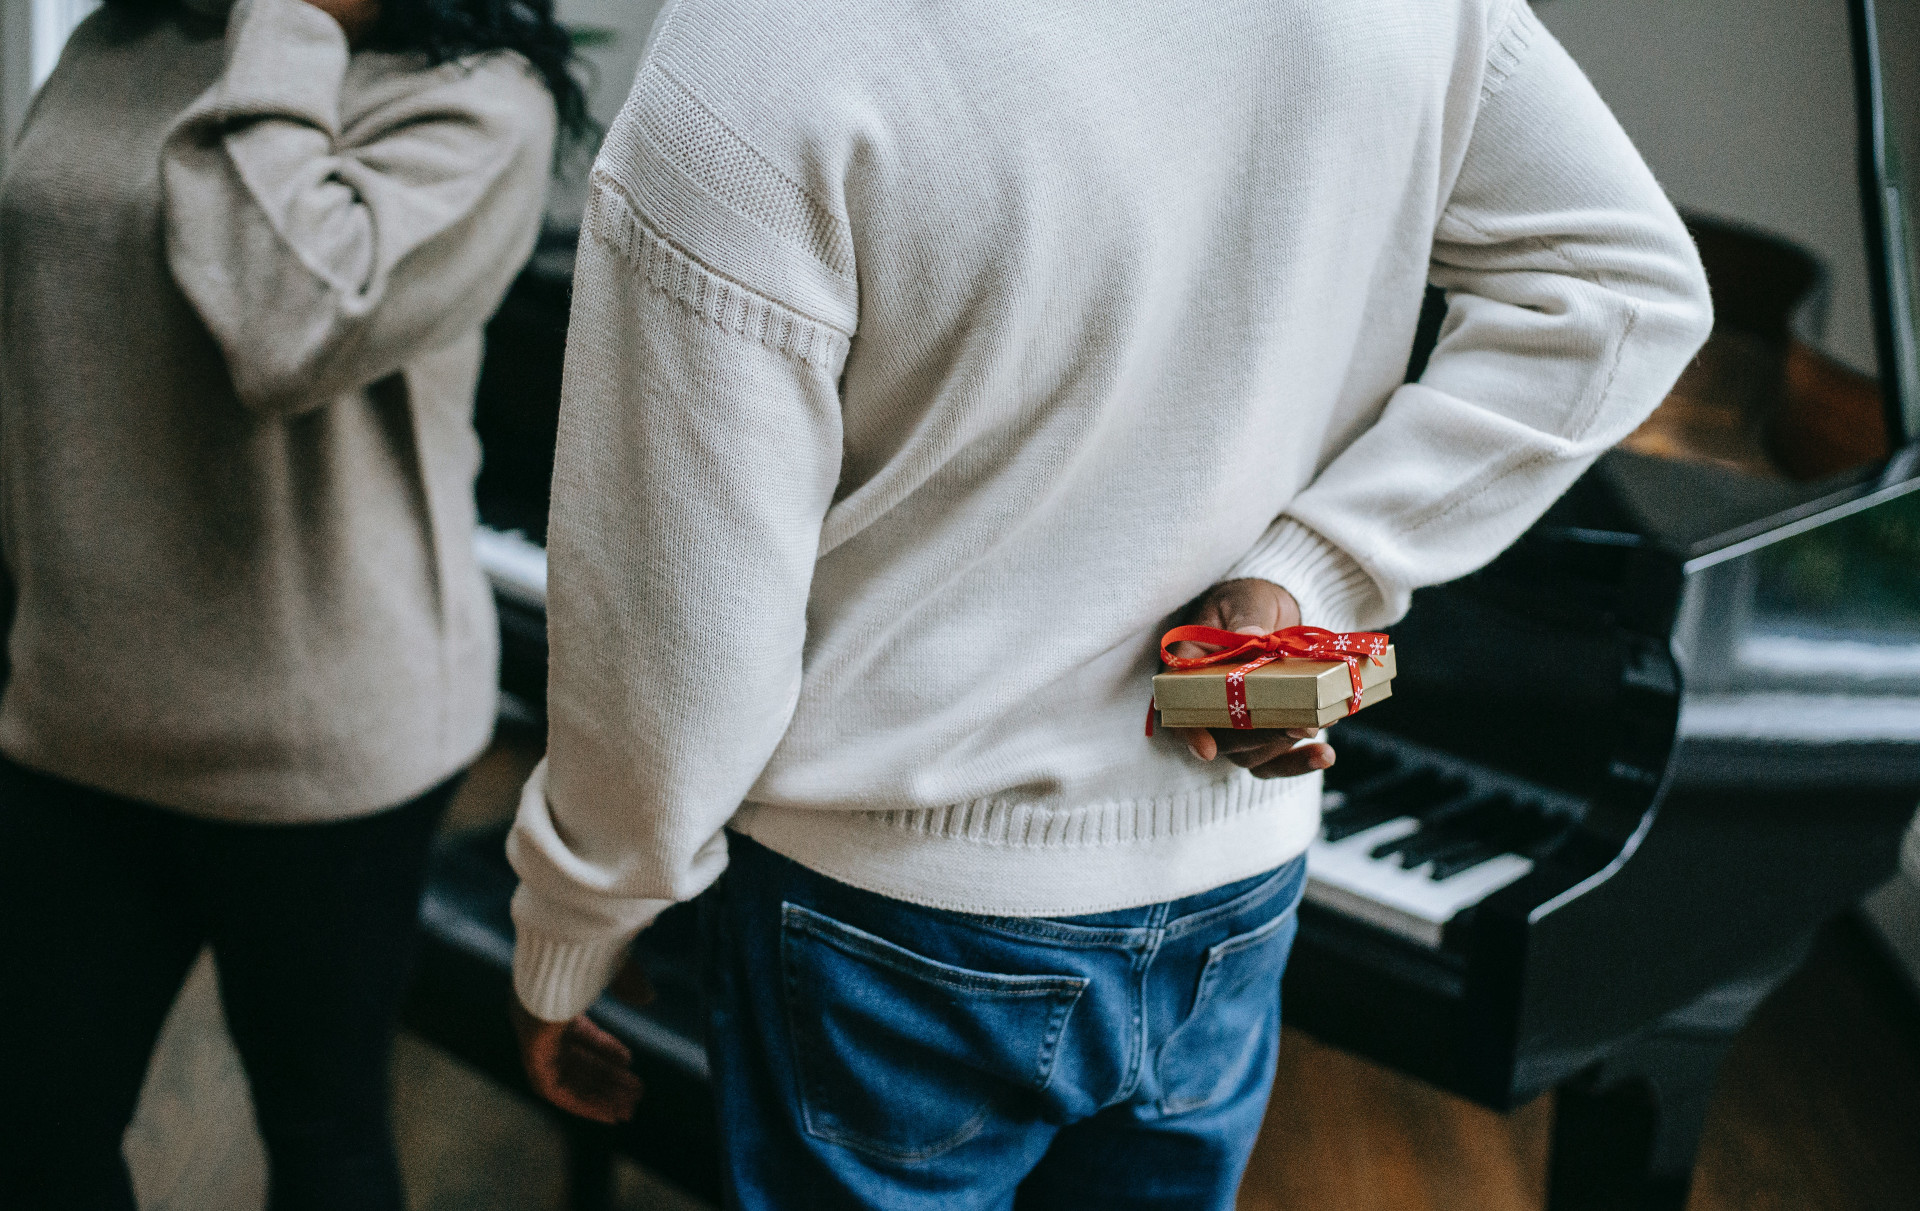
[[301, 0, 381, 46], [1169, 578, 1336, 779]]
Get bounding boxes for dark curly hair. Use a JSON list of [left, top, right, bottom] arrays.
[[102, 0, 591, 143], [368, 0, 590, 142]]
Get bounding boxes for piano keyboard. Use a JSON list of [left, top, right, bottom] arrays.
[[1306, 732, 1583, 947], [473, 524, 549, 609]]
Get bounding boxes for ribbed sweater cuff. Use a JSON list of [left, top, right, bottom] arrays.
[[511, 919, 636, 1023], [1222, 517, 1383, 633], [510, 881, 673, 1022]]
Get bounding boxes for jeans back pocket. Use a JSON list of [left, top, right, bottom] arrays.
[[1154, 899, 1300, 1115], [780, 903, 1087, 1163]]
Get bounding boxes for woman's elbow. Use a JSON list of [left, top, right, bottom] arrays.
[[221, 337, 353, 418]]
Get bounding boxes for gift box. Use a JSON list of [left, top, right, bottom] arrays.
[[1150, 626, 1394, 732]]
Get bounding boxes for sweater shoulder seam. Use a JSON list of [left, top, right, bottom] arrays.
[[586, 179, 851, 369], [635, 61, 855, 280], [1479, 0, 1539, 104]]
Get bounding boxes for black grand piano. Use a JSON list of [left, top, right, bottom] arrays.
[[406, 2, 1920, 1207]]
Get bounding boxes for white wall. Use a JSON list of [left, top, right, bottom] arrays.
[[1, 0, 37, 178], [543, 0, 666, 228], [1, 0, 100, 178], [30, 0, 96, 85], [558, 0, 665, 129], [1536, 0, 1879, 374]]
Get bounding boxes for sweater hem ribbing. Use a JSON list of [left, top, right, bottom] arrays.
[[731, 773, 1322, 917]]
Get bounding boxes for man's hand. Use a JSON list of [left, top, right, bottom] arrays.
[[1168, 578, 1336, 779], [510, 960, 653, 1124], [301, 0, 381, 45]]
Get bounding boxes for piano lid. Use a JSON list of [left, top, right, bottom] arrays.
[[1853, 0, 1920, 440]]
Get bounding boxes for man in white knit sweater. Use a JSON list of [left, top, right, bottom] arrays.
[[507, 0, 1711, 1203]]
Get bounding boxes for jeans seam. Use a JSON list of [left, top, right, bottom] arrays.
[[1156, 860, 1303, 941], [1153, 901, 1301, 1116], [1111, 927, 1164, 1105], [943, 913, 1156, 947], [783, 903, 1089, 996]]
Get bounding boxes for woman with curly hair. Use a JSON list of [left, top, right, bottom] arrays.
[[0, 0, 584, 1206]]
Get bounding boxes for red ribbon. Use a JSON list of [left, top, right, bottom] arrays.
[[1147, 625, 1390, 737]]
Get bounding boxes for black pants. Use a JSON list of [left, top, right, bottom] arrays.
[[0, 755, 455, 1211]]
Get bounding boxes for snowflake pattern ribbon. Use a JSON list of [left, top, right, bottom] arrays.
[[1147, 625, 1390, 737]]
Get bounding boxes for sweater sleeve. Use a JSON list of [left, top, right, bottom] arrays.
[[506, 167, 852, 1020], [1223, 0, 1712, 631], [159, 0, 555, 416]]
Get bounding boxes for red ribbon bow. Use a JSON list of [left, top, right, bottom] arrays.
[[1147, 625, 1389, 737]]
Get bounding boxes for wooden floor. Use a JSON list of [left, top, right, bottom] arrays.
[[124, 741, 1920, 1210], [1244, 919, 1920, 1211]]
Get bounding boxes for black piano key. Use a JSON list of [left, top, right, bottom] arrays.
[[1322, 808, 1402, 844], [1411, 832, 1504, 873], [1376, 793, 1508, 848], [1417, 807, 1571, 880], [1429, 843, 1506, 881], [1326, 771, 1472, 842], [1322, 742, 1398, 789], [1372, 801, 1508, 865], [1372, 824, 1468, 868], [1327, 767, 1423, 809], [1321, 778, 1423, 840], [1409, 790, 1497, 826], [1324, 797, 1431, 842]]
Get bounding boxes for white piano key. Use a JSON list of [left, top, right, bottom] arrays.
[[473, 525, 549, 610], [1305, 816, 1535, 948]]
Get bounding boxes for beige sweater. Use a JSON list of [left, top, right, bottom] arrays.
[[0, 0, 555, 820], [507, 0, 1711, 1020]]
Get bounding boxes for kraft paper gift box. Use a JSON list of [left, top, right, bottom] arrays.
[[1152, 643, 1396, 731]]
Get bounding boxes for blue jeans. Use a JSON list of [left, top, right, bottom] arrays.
[[700, 832, 1308, 1210]]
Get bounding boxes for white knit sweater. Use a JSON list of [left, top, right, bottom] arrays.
[[509, 0, 1712, 1020]]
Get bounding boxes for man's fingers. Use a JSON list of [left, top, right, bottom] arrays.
[[515, 1006, 643, 1124], [1164, 581, 1311, 762], [565, 1015, 634, 1064], [556, 1053, 641, 1097], [1209, 726, 1310, 753], [552, 1030, 643, 1122], [540, 1076, 638, 1125], [1185, 726, 1323, 762], [525, 1047, 627, 1124], [1176, 727, 1218, 760], [1222, 727, 1327, 766], [1249, 741, 1336, 779], [1170, 581, 1287, 657], [557, 1050, 643, 1111], [1213, 578, 1297, 634], [1225, 735, 1299, 769]]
